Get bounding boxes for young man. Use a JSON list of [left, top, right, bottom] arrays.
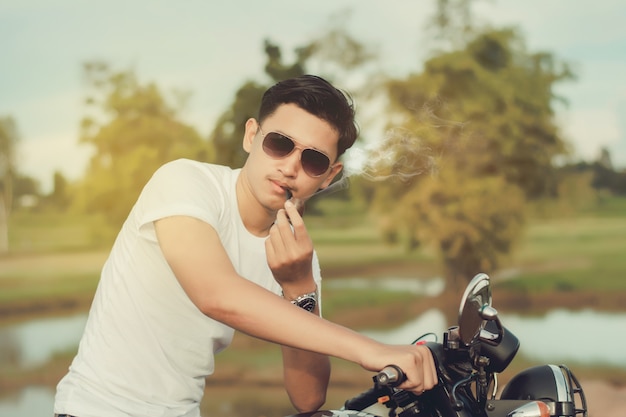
[[54, 75, 437, 417]]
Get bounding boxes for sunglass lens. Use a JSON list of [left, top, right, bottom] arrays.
[[262, 131, 331, 177], [263, 133, 294, 157], [302, 149, 330, 176]]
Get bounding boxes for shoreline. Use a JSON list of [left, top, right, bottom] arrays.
[[2, 274, 626, 322]]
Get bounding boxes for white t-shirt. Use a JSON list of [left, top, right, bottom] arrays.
[[54, 159, 322, 417]]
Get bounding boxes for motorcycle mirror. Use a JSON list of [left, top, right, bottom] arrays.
[[458, 273, 492, 345]]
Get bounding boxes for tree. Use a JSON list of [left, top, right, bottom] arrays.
[[367, 18, 574, 292], [0, 116, 19, 254], [209, 13, 378, 170], [386, 28, 574, 199], [209, 39, 315, 169], [46, 171, 70, 210], [74, 62, 207, 229], [210, 80, 268, 168]]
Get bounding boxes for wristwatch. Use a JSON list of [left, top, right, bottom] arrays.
[[284, 289, 317, 312]]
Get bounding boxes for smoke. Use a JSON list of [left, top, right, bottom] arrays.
[[314, 98, 467, 199], [352, 127, 439, 181], [313, 126, 438, 199]]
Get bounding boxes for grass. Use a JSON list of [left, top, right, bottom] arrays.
[[499, 215, 626, 292], [2, 197, 626, 307], [7, 210, 114, 253]]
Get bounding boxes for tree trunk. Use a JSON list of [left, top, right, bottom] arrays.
[[0, 193, 8, 254]]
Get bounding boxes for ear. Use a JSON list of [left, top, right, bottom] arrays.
[[319, 162, 344, 189], [242, 118, 259, 153]]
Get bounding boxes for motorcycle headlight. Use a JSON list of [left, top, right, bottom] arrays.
[[500, 364, 588, 416]]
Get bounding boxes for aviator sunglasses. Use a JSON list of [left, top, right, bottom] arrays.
[[258, 127, 333, 177]]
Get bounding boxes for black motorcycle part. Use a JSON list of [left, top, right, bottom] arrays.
[[479, 322, 519, 373], [343, 386, 394, 411], [500, 364, 587, 416]]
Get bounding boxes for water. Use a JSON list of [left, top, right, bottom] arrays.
[[2, 278, 626, 416], [362, 308, 626, 368], [0, 313, 87, 368], [325, 276, 445, 297], [0, 387, 54, 416]]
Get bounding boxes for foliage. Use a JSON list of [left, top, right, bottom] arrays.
[[561, 157, 626, 196], [47, 171, 71, 209], [209, 39, 314, 169], [210, 80, 268, 168], [73, 62, 208, 228], [363, 23, 574, 292], [209, 16, 378, 169], [385, 28, 574, 199]]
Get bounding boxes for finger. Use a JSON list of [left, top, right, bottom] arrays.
[[273, 209, 298, 248], [266, 217, 292, 261], [419, 349, 437, 391], [274, 208, 290, 226], [284, 200, 303, 226], [265, 224, 280, 262], [284, 200, 306, 238], [284, 200, 312, 244], [427, 354, 438, 389], [420, 345, 437, 386]]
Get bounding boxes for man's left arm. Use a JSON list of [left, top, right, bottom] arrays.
[[280, 302, 331, 412], [266, 201, 331, 411]]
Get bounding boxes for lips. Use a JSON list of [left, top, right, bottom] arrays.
[[270, 179, 292, 196]]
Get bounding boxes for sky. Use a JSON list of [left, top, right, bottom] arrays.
[[2, 0, 625, 193]]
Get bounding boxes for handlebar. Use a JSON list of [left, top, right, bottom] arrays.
[[374, 365, 406, 387]]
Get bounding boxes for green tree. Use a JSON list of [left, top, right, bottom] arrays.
[[209, 16, 377, 169], [0, 116, 19, 253], [368, 21, 573, 292], [12, 175, 40, 199], [209, 39, 314, 168], [47, 171, 70, 210], [74, 62, 208, 229], [210, 80, 268, 168], [386, 28, 573, 199]]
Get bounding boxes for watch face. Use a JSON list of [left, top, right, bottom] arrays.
[[295, 296, 316, 312]]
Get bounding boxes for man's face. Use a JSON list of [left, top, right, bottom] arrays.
[[242, 103, 343, 210]]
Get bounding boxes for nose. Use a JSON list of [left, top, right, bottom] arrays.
[[280, 148, 303, 177]]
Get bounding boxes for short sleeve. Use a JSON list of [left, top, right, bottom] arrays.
[[134, 159, 230, 238]]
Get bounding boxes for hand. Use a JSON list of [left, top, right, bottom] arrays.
[[364, 344, 438, 395], [265, 200, 315, 296]]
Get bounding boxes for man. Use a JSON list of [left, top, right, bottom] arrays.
[[54, 75, 437, 417]]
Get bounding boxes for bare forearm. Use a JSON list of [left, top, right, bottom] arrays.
[[282, 346, 330, 412], [206, 276, 379, 366]]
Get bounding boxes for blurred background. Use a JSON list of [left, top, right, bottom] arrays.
[[1, 1, 625, 416]]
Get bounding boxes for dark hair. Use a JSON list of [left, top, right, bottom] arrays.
[[258, 75, 359, 158]]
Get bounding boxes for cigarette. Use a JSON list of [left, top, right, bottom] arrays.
[[284, 188, 304, 215]]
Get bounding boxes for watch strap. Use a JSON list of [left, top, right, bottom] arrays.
[[282, 287, 318, 312]]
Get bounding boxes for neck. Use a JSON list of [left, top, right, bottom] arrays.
[[235, 172, 276, 237]]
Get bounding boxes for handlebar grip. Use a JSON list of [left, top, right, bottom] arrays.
[[374, 365, 406, 387]]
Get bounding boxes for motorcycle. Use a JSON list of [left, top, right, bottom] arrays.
[[288, 273, 588, 417]]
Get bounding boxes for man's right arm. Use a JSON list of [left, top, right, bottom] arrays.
[[154, 215, 438, 396]]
